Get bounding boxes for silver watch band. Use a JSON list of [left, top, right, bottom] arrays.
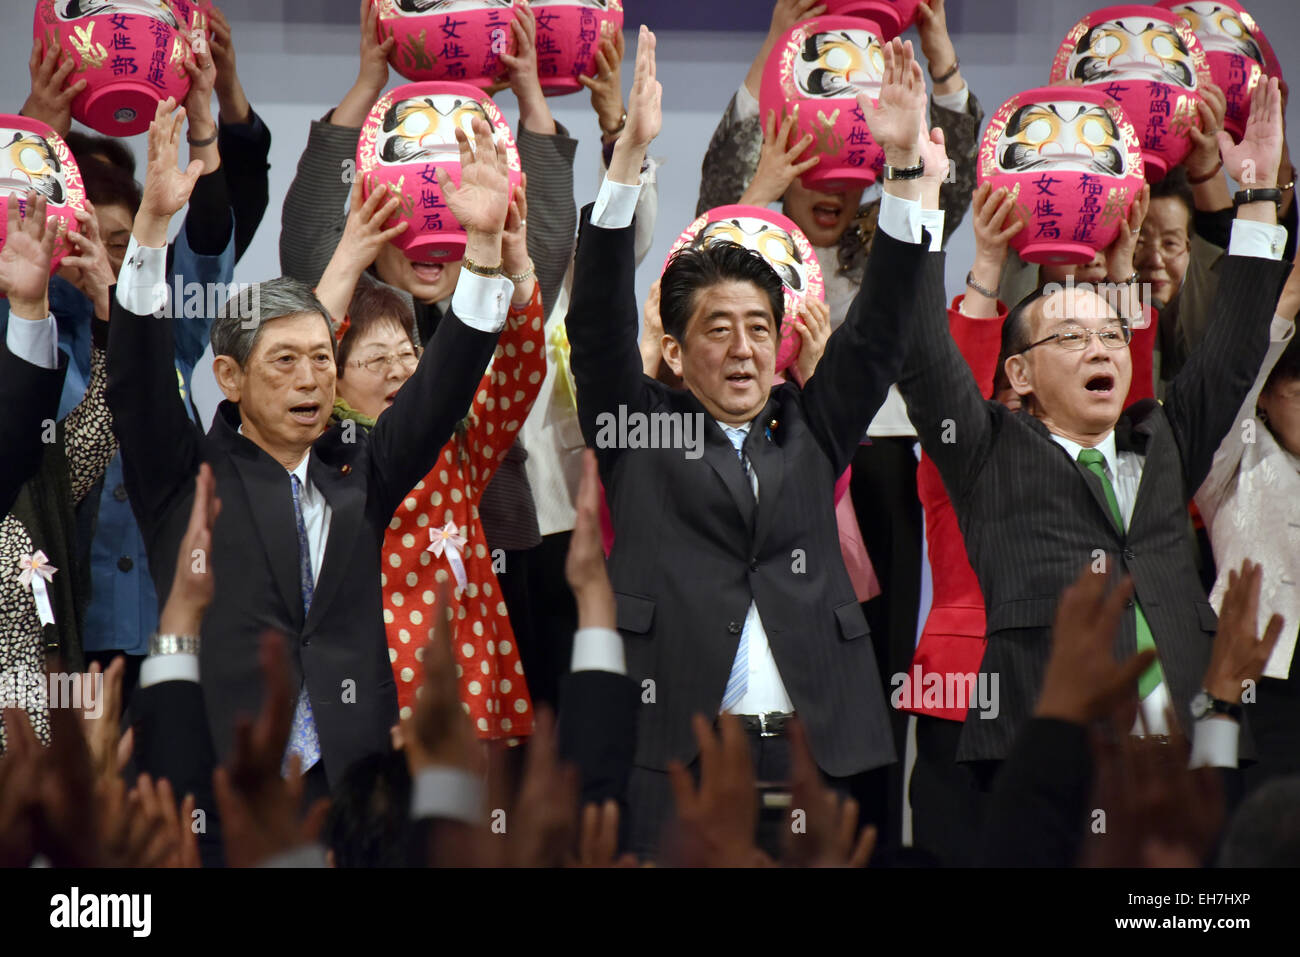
[[150, 632, 201, 656]]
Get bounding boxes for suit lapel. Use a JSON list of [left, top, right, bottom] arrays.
[[1023, 412, 1122, 536], [227, 451, 304, 630], [701, 419, 756, 529], [304, 451, 367, 634]]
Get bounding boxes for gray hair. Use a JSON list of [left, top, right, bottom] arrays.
[[210, 277, 334, 367]]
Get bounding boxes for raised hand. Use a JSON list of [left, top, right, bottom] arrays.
[[609, 25, 662, 186], [183, 28, 218, 131], [20, 38, 86, 138], [1220, 75, 1283, 189], [81, 656, 132, 786], [664, 714, 771, 867], [1034, 565, 1157, 726], [0, 710, 42, 866], [570, 799, 639, 868], [792, 297, 832, 385], [208, 4, 252, 124], [564, 449, 616, 629], [211, 633, 331, 867], [740, 108, 819, 207], [769, 0, 826, 38], [499, 1, 553, 135], [436, 118, 512, 239], [501, 173, 535, 304], [333, 0, 396, 127], [916, 125, 950, 209], [915, 0, 959, 86], [57, 203, 116, 321], [499, 708, 580, 867], [1185, 81, 1228, 181], [136, 98, 205, 247], [962, 183, 1023, 318], [0, 192, 57, 320], [782, 720, 875, 867], [577, 25, 627, 140], [1203, 559, 1285, 705], [861, 39, 926, 170], [316, 176, 407, 322], [158, 462, 223, 637]]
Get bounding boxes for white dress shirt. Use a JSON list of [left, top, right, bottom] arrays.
[[5, 310, 60, 369]]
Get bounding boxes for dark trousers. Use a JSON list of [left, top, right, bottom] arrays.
[[849, 438, 923, 854], [498, 532, 578, 713], [624, 731, 886, 863], [909, 714, 990, 867], [1244, 672, 1300, 793]]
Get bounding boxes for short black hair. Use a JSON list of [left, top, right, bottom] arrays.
[[999, 283, 1053, 368], [1148, 165, 1195, 234], [64, 131, 137, 178], [1266, 329, 1300, 391], [324, 750, 415, 867], [659, 241, 785, 342], [76, 156, 142, 217]]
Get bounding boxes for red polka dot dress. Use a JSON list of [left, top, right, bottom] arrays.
[[382, 283, 545, 741]]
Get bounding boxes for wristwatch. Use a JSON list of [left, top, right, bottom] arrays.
[[1190, 688, 1242, 721], [882, 160, 925, 181], [150, 632, 201, 656], [1233, 187, 1282, 209]]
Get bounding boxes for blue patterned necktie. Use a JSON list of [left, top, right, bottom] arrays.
[[721, 426, 750, 712], [283, 473, 322, 775]]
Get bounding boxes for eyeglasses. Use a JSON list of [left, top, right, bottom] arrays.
[[351, 350, 418, 375], [1020, 321, 1132, 354], [1134, 234, 1189, 260]]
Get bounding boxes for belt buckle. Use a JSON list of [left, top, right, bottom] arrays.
[[759, 712, 776, 737]]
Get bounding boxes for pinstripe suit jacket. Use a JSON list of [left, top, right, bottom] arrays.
[[566, 208, 925, 776], [897, 249, 1287, 763]]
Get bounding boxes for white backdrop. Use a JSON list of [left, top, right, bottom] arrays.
[[3, 0, 1298, 313]]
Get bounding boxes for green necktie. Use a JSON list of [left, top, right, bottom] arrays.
[[1077, 448, 1162, 698]]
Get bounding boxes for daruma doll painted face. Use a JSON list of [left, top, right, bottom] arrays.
[[0, 115, 85, 277], [1157, 0, 1282, 141], [760, 16, 887, 191], [977, 86, 1146, 266], [665, 206, 825, 375], [529, 1, 624, 97], [357, 82, 521, 265], [372, 0, 515, 87], [821, 0, 921, 40], [34, 0, 208, 137], [1050, 5, 1212, 181]]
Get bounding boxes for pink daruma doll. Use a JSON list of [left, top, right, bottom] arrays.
[[530, 1, 624, 96], [1157, 0, 1282, 141], [976, 86, 1145, 266], [34, 0, 208, 137], [664, 206, 825, 375], [1049, 4, 1212, 181], [372, 0, 514, 87], [356, 82, 521, 265], [760, 15, 888, 191], [822, 0, 921, 40], [0, 115, 85, 278]]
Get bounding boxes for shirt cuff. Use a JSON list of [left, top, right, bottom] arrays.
[[920, 209, 946, 251], [878, 192, 924, 245], [1227, 218, 1286, 260], [735, 82, 761, 122], [5, 312, 60, 369], [450, 270, 512, 334], [1188, 717, 1240, 769], [932, 84, 970, 113], [570, 626, 627, 675], [591, 175, 643, 230], [260, 843, 329, 868], [1271, 313, 1297, 342], [138, 653, 200, 688], [410, 767, 485, 825], [115, 235, 170, 316]]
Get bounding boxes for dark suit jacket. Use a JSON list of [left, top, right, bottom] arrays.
[[106, 293, 500, 789], [558, 669, 638, 807], [566, 207, 924, 776], [896, 248, 1287, 763], [0, 336, 66, 518]]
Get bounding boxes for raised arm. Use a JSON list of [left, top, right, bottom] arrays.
[[314, 177, 407, 323], [105, 100, 206, 538], [568, 27, 662, 452], [1165, 77, 1290, 492], [366, 117, 510, 514]]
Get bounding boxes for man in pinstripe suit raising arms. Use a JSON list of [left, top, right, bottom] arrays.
[[897, 77, 1291, 781]]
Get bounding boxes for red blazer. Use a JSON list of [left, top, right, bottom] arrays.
[[902, 296, 1156, 721]]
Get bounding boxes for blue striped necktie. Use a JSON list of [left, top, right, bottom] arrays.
[[721, 426, 750, 712], [283, 473, 322, 775]]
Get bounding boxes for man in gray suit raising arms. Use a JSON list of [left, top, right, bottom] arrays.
[[898, 78, 1290, 780]]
